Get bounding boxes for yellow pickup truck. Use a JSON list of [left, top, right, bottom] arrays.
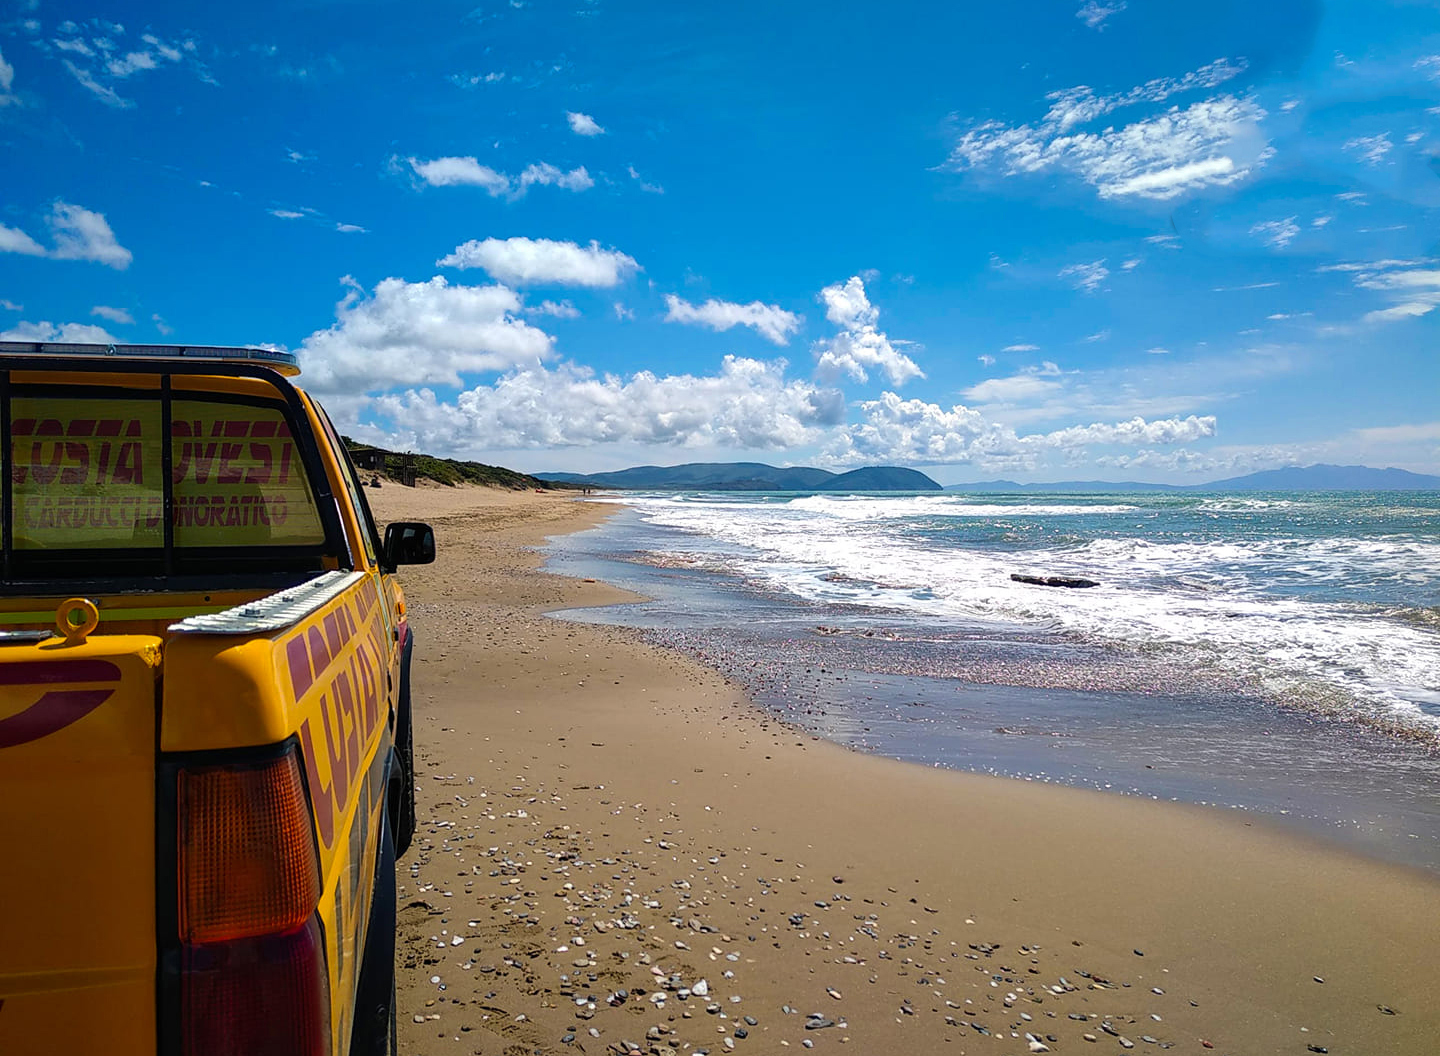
[[0, 342, 432, 1056]]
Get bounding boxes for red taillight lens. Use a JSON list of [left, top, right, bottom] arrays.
[[182, 917, 331, 1056], [177, 748, 321, 943]]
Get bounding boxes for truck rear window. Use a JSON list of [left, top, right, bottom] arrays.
[[4, 385, 335, 586]]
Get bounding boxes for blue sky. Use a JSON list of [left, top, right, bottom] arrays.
[[1, 0, 1437, 483]]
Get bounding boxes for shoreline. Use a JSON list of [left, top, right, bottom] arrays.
[[368, 484, 1440, 1056]]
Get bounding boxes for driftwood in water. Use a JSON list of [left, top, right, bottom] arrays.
[[1010, 573, 1100, 589]]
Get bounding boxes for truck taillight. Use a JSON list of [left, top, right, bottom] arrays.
[[174, 746, 329, 1056], [181, 919, 330, 1056], [177, 750, 320, 942]]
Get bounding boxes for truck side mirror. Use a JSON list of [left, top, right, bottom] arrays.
[[383, 522, 436, 567]]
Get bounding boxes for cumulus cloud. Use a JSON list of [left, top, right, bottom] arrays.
[[827, 391, 1211, 467], [1343, 133, 1392, 165], [299, 275, 555, 394], [356, 357, 845, 454], [0, 320, 116, 342], [47, 202, 132, 268], [1059, 259, 1108, 292], [663, 294, 802, 346], [437, 237, 639, 287], [0, 223, 46, 257], [407, 156, 592, 198], [566, 111, 604, 135], [90, 304, 133, 324], [408, 156, 509, 193], [944, 58, 1269, 201], [0, 202, 132, 269], [812, 276, 924, 386], [1250, 216, 1299, 248]]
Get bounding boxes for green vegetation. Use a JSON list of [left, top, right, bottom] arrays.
[[340, 437, 576, 491]]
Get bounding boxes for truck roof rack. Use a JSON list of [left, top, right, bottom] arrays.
[[0, 341, 300, 376]]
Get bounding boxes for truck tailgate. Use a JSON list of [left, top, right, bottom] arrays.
[[0, 636, 162, 1056]]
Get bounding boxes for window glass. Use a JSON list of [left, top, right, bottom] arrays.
[[10, 396, 165, 550], [170, 399, 326, 547]]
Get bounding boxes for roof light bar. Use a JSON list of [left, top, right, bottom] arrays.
[[0, 341, 300, 376]]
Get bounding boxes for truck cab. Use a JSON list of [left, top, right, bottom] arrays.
[[0, 342, 430, 1056]]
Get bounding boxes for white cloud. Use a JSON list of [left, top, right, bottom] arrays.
[[335, 222, 367, 233], [9, 202, 134, 269], [90, 304, 133, 324], [627, 166, 665, 194], [1040, 414, 1216, 447], [517, 162, 593, 192], [1311, 215, 1332, 228], [53, 24, 195, 107], [407, 156, 511, 193], [1415, 55, 1440, 80], [1060, 259, 1109, 292], [963, 362, 1064, 404], [1002, 343, 1039, 352], [828, 391, 1213, 467], [946, 58, 1269, 201], [107, 51, 158, 78], [62, 58, 131, 107], [1280, 98, 1301, 112], [299, 275, 555, 394], [0, 299, 21, 311], [663, 294, 802, 346], [1250, 216, 1299, 248], [812, 276, 924, 386], [1121, 257, 1141, 270], [613, 302, 635, 321], [977, 354, 995, 366], [0, 223, 47, 257], [1146, 347, 1171, 355], [0, 46, 18, 106], [270, 208, 305, 219], [528, 300, 579, 319], [407, 156, 592, 198], [1352, 421, 1440, 443], [437, 237, 639, 287], [1343, 133, 1392, 165], [1324, 259, 1440, 324], [1084, 328, 1111, 342], [1145, 234, 1181, 248], [0, 320, 116, 343], [355, 357, 844, 454], [1076, 1, 1125, 29], [566, 111, 604, 136]]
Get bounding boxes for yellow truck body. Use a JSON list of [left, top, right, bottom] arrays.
[[0, 343, 431, 1056]]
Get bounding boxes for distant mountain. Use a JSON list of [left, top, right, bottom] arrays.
[[818, 466, 942, 491], [943, 464, 1440, 493], [1198, 464, 1440, 491], [534, 461, 940, 491]]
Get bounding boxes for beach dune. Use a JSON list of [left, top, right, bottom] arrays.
[[368, 484, 1440, 1056]]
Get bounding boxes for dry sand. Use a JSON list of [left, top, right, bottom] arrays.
[[366, 483, 1440, 1056]]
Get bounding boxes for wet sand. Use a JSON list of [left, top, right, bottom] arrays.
[[367, 483, 1440, 1056]]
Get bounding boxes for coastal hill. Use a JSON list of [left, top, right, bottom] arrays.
[[945, 464, 1440, 492], [536, 462, 942, 491]]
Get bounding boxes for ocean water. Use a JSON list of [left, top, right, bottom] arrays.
[[544, 490, 1440, 871]]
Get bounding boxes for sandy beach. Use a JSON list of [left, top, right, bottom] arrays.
[[366, 484, 1440, 1056]]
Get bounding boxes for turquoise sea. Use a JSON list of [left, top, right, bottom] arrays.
[[546, 490, 1440, 870]]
